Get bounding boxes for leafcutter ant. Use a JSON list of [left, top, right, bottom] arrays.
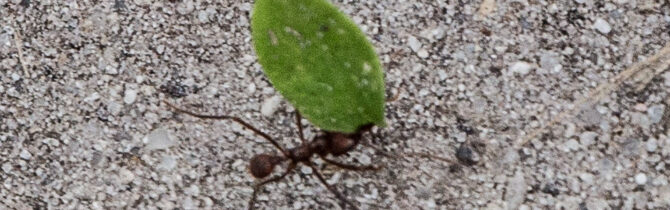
[[164, 101, 381, 210]]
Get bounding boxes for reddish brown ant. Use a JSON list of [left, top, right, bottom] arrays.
[[164, 101, 381, 210]]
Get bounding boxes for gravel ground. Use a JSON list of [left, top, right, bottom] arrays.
[[2, 0, 670, 209]]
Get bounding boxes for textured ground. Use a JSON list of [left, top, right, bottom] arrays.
[[2, 0, 670, 209]]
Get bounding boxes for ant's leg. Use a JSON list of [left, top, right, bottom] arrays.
[[404, 152, 455, 164], [359, 130, 454, 164], [321, 156, 380, 171], [295, 111, 306, 143], [306, 163, 359, 210], [248, 162, 296, 210], [362, 141, 455, 164], [164, 100, 289, 156]]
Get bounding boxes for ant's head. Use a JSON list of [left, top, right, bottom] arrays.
[[327, 123, 374, 155], [329, 133, 356, 155], [249, 154, 286, 178]]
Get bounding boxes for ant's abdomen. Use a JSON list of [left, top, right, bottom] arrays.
[[249, 154, 284, 178]]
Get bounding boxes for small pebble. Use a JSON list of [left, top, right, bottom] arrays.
[[647, 105, 665, 124], [478, 0, 496, 16], [358, 153, 372, 165], [177, 0, 195, 15], [202, 197, 214, 207], [2, 163, 12, 173], [184, 185, 200, 196], [518, 205, 530, 210], [300, 165, 312, 174], [510, 62, 533, 75], [502, 148, 520, 164], [542, 183, 560, 196], [635, 173, 648, 185], [660, 187, 670, 205], [247, 83, 256, 94], [564, 123, 576, 137], [593, 18, 612, 34], [11, 73, 21, 81], [105, 67, 118, 75], [123, 89, 138, 104], [578, 173, 594, 185], [586, 198, 609, 210], [417, 49, 429, 58], [634, 103, 648, 112], [456, 144, 479, 166], [158, 155, 177, 171], [118, 168, 135, 184], [144, 128, 176, 150], [198, 11, 210, 23], [505, 172, 527, 209], [432, 28, 445, 40], [19, 149, 32, 160], [563, 139, 580, 151], [408, 36, 422, 52], [260, 95, 282, 116], [84, 92, 101, 103], [540, 52, 562, 72], [646, 138, 658, 152], [579, 132, 598, 147], [631, 112, 651, 128], [182, 197, 196, 210]]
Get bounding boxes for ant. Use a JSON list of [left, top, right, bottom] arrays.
[[164, 101, 382, 210]]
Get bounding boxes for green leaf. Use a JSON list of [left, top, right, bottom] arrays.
[[251, 0, 385, 133]]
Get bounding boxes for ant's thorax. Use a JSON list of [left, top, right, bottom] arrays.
[[287, 137, 328, 162]]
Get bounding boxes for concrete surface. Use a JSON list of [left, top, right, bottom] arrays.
[[1, 0, 670, 209]]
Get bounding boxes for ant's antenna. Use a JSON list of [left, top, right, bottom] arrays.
[[163, 100, 289, 157]]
